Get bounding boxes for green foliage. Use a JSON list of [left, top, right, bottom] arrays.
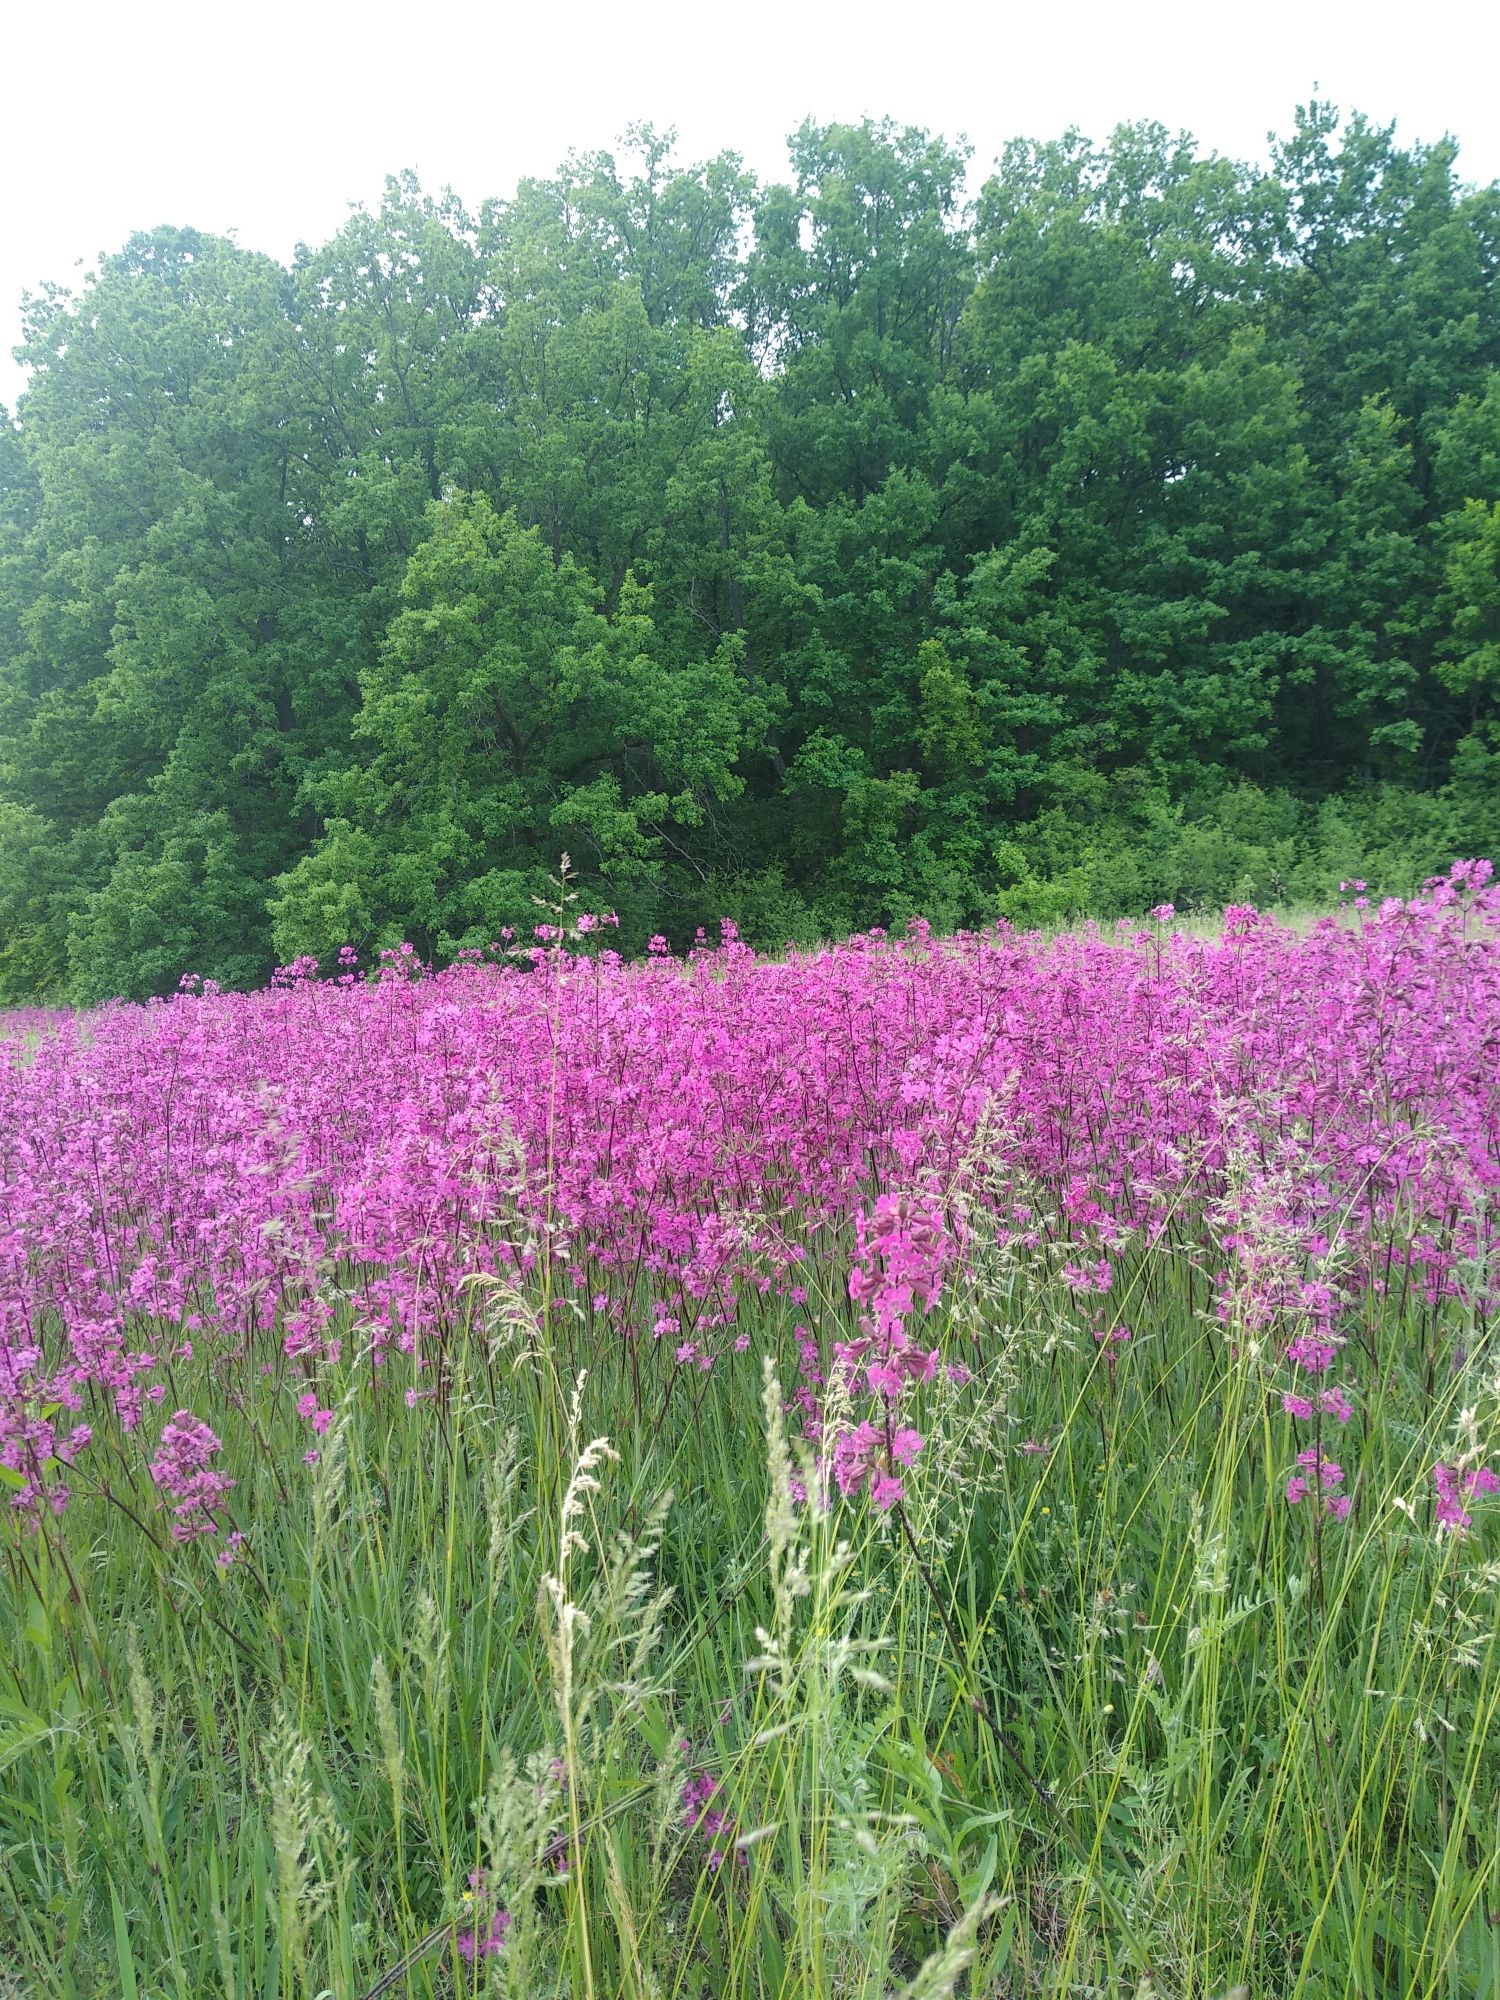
[[66, 807, 274, 1004], [3, 107, 1500, 996], [270, 495, 763, 958], [0, 801, 68, 1000]]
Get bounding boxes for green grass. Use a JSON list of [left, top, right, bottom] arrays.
[[2, 1217, 1498, 2000]]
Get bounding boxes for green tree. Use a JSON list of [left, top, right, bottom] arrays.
[[2, 110, 1499, 999], [271, 495, 765, 958]]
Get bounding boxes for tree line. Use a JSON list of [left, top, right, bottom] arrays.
[[2, 107, 1499, 1000]]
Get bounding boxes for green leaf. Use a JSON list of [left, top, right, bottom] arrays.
[[111, 1883, 141, 2000]]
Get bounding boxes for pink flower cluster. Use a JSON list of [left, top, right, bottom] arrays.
[[456, 1870, 511, 1960], [148, 1412, 235, 1541], [819, 1192, 954, 1506], [1, 862, 1497, 1536], [681, 1754, 745, 1872], [1282, 1388, 1353, 1423], [1432, 1463, 1499, 1535], [831, 1421, 924, 1511], [1286, 1448, 1351, 1522]]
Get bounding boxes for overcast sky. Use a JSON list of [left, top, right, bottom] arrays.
[[4, 0, 1498, 410]]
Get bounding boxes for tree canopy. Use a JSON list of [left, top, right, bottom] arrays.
[[3, 109, 1500, 999]]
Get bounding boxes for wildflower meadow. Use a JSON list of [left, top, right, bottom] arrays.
[[3, 863, 1499, 2000]]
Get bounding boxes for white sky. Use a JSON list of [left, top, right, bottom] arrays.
[[4, 0, 1499, 412]]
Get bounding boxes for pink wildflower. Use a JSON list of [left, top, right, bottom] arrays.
[[1286, 1335, 1340, 1375], [457, 1908, 511, 1961], [1432, 1462, 1499, 1535], [149, 1412, 235, 1541], [1285, 1448, 1349, 1522]]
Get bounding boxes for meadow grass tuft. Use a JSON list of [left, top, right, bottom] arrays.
[[3, 1209, 1497, 1995]]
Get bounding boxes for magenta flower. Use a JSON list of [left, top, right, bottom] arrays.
[[1286, 1448, 1349, 1522], [830, 1420, 923, 1510], [5, 857, 1497, 1568], [1286, 1335, 1341, 1375], [1432, 1462, 1499, 1535], [457, 1907, 511, 1961], [149, 1412, 235, 1541], [681, 1760, 746, 1870]]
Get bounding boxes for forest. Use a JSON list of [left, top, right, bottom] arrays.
[[2, 104, 1499, 1002]]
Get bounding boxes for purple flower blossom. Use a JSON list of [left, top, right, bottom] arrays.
[[457, 1908, 511, 1961], [1286, 1335, 1341, 1375], [4, 861, 1498, 1564], [149, 1412, 234, 1541], [1286, 1448, 1350, 1522], [1433, 1462, 1499, 1535]]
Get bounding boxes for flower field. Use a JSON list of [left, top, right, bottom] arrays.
[[3, 866, 1500, 1999]]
